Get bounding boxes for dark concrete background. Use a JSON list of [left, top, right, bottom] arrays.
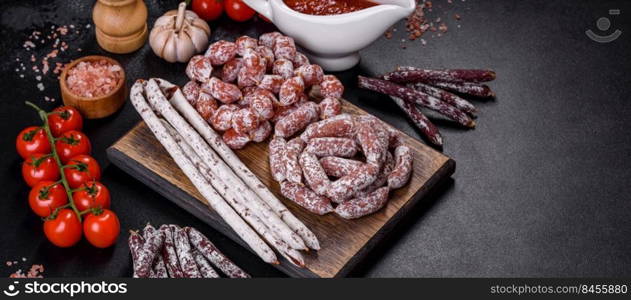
[[0, 0, 630, 277]]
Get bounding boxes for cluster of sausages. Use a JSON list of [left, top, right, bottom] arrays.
[[129, 224, 250, 278], [270, 113, 414, 219], [183, 32, 344, 149]]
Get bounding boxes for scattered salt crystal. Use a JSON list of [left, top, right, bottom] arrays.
[[37, 83, 44, 91], [35, 76, 41, 81]]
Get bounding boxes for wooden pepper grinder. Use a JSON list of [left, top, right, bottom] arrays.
[[92, 0, 148, 54]]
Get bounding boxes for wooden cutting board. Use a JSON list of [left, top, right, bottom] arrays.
[[107, 100, 455, 278]]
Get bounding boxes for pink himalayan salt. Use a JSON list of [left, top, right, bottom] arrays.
[[66, 60, 122, 98]]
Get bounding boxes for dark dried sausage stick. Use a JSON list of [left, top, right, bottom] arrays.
[[358, 76, 475, 128], [186, 227, 251, 278], [143, 224, 168, 278], [159, 224, 185, 278], [128, 231, 157, 278], [408, 82, 477, 114], [390, 96, 443, 147], [132, 227, 164, 278], [192, 250, 220, 278], [383, 67, 496, 83], [431, 81, 495, 98], [171, 225, 202, 278]]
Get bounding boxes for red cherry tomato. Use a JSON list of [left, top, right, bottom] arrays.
[[73, 181, 111, 211], [22, 154, 60, 187], [29, 181, 68, 217], [55, 130, 91, 164], [192, 0, 224, 21], [44, 209, 82, 248], [63, 155, 101, 189], [83, 209, 120, 248], [225, 0, 255, 22], [16, 126, 51, 159], [48, 106, 83, 137]]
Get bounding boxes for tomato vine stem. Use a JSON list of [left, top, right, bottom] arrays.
[[25, 101, 82, 222]]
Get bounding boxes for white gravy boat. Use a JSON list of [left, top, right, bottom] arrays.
[[243, 0, 415, 71]]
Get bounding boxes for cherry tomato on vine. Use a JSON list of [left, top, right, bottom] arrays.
[[29, 181, 68, 217], [83, 209, 120, 248], [16, 126, 51, 159], [73, 181, 110, 211], [225, 0, 255, 22], [192, 0, 224, 21], [48, 106, 83, 137], [44, 209, 82, 248], [22, 154, 60, 187], [63, 155, 101, 189], [55, 130, 91, 164]]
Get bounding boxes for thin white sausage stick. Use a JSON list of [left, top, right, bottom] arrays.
[[164, 120, 305, 267], [158, 79, 320, 250], [130, 80, 278, 264], [146, 79, 306, 252]]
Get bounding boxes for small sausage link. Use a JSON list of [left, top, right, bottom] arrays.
[[387, 145, 413, 189], [274, 101, 319, 138], [304, 137, 358, 158], [335, 187, 390, 219], [249, 120, 272, 143], [203, 77, 242, 104], [269, 136, 287, 182], [320, 74, 344, 99], [205, 40, 238, 65], [222, 128, 251, 149], [327, 163, 379, 203], [186, 55, 213, 82], [318, 97, 342, 119], [278, 76, 305, 106], [300, 113, 355, 142], [299, 152, 330, 195], [319, 156, 364, 178], [280, 181, 334, 215], [283, 138, 305, 184]]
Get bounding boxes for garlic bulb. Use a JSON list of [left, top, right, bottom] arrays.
[[149, 2, 211, 63]]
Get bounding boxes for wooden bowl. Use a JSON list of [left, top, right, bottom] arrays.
[[59, 55, 126, 119]]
